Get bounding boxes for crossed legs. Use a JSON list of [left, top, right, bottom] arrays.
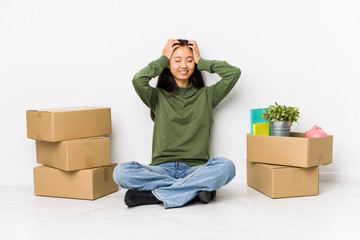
[[112, 157, 236, 209]]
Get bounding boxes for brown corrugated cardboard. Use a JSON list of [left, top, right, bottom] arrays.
[[26, 106, 111, 142], [247, 161, 319, 198], [247, 132, 333, 168], [36, 136, 111, 171], [33, 164, 119, 200]]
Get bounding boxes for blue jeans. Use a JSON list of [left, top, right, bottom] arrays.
[[112, 157, 236, 209]]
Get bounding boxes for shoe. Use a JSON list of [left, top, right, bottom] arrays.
[[124, 190, 161, 207], [198, 190, 217, 204], [211, 190, 217, 200]]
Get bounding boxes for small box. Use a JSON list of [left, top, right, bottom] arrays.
[[247, 161, 319, 198], [253, 123, 269, 136], [33, 164, 119, 200], [247, 132, 333, 168], [27, 106, 111, 142], [36, 136, 111, 171]]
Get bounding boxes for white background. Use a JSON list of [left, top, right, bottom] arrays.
[[1, 0, 359, 186]]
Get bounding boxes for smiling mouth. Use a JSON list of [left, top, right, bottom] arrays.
[[179, 70, 189, 76]]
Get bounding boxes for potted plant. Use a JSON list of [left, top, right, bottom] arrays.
[[261, 102, 300, 136]]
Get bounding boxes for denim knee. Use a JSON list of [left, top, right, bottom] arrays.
[[211, 157, 236, 180], [113, 161, 135, 189]]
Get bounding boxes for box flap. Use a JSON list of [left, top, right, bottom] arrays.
[[27, 110, 53, 140], [307, 135, 333, 165], [256, 163, 289, 170], [290, 132, 306, 138], [36, 106, 109, 112]]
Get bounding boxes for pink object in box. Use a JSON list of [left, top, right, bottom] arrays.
[[305, 125, 328, 138]]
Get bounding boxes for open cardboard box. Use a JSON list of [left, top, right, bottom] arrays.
[[27, 106, 111, 142], [33, 164, 118, 200], [247, 132, 333, 168], [247, 161, 319, 198], [36, 136, 111, 171]]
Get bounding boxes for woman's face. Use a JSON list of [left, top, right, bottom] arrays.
[[169, 46, 195, 86]]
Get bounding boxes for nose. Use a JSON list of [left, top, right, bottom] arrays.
[[180, 60, 188, 69]]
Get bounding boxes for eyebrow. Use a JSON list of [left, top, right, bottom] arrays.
[[174, 56, 194, 59]]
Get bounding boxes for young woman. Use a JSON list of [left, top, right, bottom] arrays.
[[113, 39, 241, 209]]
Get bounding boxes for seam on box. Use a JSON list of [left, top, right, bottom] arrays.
[[307, 140, 311, 166], [104, 167, 109, 181], [65, 142, 70, 171], [51, 112, 55, 141], [108, 108, 112, 135], [271, 168, 275, 197], [91, 172, 95, 199]]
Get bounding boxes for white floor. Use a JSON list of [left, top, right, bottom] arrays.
[[1, 181, 360, 240]]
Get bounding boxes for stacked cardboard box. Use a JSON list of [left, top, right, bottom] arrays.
[[246, 132, 333, 198], [26, 106, 119, 200]]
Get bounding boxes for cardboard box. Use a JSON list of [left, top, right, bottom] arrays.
[[36, 136, 111, 171], [33, 164, 119, 200], [27, 106, 111, 142], [247, 132, 333, 168], [247, 161, 319, 198]]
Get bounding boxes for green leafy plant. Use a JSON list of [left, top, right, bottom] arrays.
[[261, 102, 300, 126]]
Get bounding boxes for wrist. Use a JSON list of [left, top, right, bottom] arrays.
[[196, 57, 201, 64], [162, 54, 171, 60]]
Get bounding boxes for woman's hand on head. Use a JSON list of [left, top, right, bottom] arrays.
[[162, 39, 180, 60], [188, 40, 201, 64]]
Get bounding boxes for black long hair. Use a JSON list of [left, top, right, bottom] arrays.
[[151, 39, 205, 121]]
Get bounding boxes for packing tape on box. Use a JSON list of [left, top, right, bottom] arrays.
[[85, 157, 94, 168], [104, 167, 109, 181], [36, 112, 42, 118]]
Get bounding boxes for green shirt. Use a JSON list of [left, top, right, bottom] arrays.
[[132, 55, 241, 166]]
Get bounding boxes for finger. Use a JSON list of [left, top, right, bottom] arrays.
[[171, 40, 180, 48], [188, 40, 197, 46], [171, 46, 179, 53], [188, 43, 197, 52], [166, 39, 179, 47]]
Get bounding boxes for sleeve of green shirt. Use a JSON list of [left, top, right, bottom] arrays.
[[197, 58, 241, 108], [132, 55, 169, 110]]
